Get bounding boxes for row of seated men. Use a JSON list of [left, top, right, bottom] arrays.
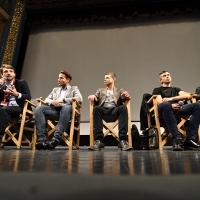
[[1, 64, 200, 151]]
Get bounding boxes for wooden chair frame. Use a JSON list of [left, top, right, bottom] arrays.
[[147, 95, 199, 148], [33, 98, 81, 150], [0, 100, 36, 149], [89, 100, 132, 147]]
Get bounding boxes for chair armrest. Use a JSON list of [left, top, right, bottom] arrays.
[[191, 94, 197, 97], [24, 99, 37, 107], [147, 94, 197, 105], [124, 98, 130, 104], [190, 94, 199, 103], [89, 101, 95, 110], [123, 99, 131, 108], [72, 98, 82, 108], [36, 97, 48, 106], [147, 95, 158, 104]]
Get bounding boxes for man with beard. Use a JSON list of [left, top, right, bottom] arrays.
[[0, 64, 31, 142]]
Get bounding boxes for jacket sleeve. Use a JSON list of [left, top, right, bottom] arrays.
[[17, 80, 31, 101], [44, 88, 55, 105], [64, 86, 83, 104]]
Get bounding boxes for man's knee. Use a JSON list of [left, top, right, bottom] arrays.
[[0, 106, 10, 114], [61, 105, 72, 114], [93, 106, 102, 114], [159, 101, 171, 111], [118, 105, 128, 113], [121, 105, 127, 110], [34, 105, 46, 114], [195, 102, 200, 110], [0, 107, 6, 113]]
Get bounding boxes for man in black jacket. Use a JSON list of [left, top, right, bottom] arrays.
[[0, 64, 31, 141], [153, 70, 200, 151]]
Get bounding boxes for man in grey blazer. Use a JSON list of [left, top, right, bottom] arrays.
[[34, 70, 83, 150], [88, 72, 133, 151]]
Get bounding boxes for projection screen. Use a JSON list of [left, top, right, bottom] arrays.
[[21, 15, 200, 122]]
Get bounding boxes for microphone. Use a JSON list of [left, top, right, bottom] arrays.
[[178, 101, 184, 106]]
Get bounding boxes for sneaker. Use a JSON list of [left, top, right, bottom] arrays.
[[118, 140, 133, 151], [46, 139, 59, 150], [172, 139, 184, 151], [88, 140, 105, 151], [184, 140, 200, 150], [35, 139, 47, 150]]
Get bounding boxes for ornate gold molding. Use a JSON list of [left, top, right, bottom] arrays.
[[2, 0, 25, 64]]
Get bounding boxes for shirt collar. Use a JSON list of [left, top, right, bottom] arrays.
[[5, 80, 14, 87], [61, 86, 68, 91]]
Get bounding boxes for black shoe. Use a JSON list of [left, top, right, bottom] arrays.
[[88, 140, 105, 151], [118, 140, 133, 151], [184, 140, 200, 150], [35, 139, 47, 150], [46, 139, 59, 150], [172, 139, 184, 151]]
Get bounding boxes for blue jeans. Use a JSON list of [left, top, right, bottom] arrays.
[[158, 102, 200, 142], [34, 104, 72, 142]]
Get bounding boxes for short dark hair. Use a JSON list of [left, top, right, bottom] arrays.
[[60, 70, 72, 81], [105, 72, 116, 81], [158, 70, 169, 79], [0, 64, 15, 75]]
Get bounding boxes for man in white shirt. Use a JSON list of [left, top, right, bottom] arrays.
[[34, 70, 83, 150]]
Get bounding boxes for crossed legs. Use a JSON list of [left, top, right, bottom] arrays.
[[34, 104, 72, 149]]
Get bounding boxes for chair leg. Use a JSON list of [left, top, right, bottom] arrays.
[[31, 125, 37, 150], [198, 126, 200, 143], [16, 119, 26, 149]]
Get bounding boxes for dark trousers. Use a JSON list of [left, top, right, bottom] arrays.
[[158, 102, 200, 142], [93, 105, 128, 141], [0, 106, 22, 136]]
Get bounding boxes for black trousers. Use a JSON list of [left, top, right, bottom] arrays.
[[93, 105, 128, 140], [0, 106, 22, 136]]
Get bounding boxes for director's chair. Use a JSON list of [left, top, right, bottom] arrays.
[[33, 97, 81, 150], [89, 100, 132, 147], [0, 99, 36, 149]]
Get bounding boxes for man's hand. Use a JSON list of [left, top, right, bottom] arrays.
[[171, 103, 182, 112], [121, 91, 131, 99], [3, 85, 19, 97], [52, 99, 63, 106], [0, 78, 5, 86], [88, 95, 97, 102]]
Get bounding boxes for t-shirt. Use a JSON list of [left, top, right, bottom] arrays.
[[103, 90, 116, 108], [152, 86, 181, 103]]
